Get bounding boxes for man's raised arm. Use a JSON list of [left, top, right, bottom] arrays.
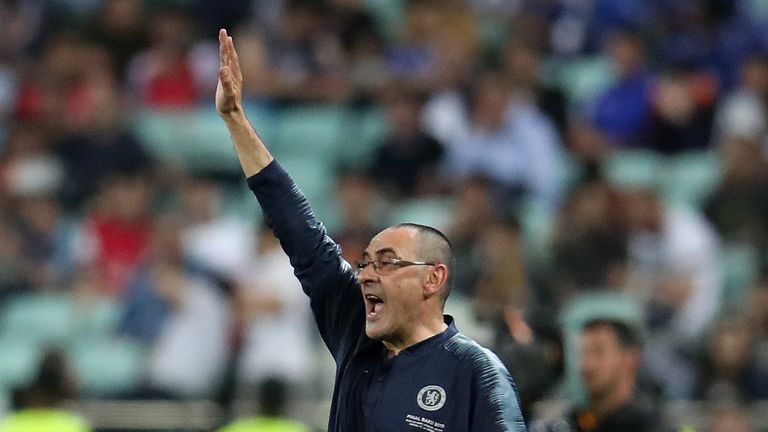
[[216, 29, 273, 177], [214, 29, 364, 358]]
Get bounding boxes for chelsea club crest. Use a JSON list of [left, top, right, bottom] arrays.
[[417, 385, 447, 411]]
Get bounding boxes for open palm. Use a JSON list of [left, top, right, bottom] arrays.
[[216, 29, 243, 115]]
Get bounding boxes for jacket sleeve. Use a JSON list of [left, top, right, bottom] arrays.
[[247, 160, 364, 360], [469, 348, 528, 432]]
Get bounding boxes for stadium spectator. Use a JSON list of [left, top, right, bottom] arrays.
[[693, 316, 767, 402], [571, 319, 658, 432], [135, 216, 231, 399], [218, 377, 310, 432], [369, 85, 445, 199], [0, 350, 90, 432], [624, 186, 723, 398], [73, 167, 154, 298], [331, 169, 384, 264], [228, 0, 351, 104], [712, 53, 768, 150], [127, 5, 214, 109], [647, 68, 717, 153], [550, 177, 629, 305], [234, 223, 316, 393], [86, 0, 147, 82], [178, 170, 255, 281], [441, 70, 564, 211], [588, 28, 653, 149], [704, 132, 768, 271]]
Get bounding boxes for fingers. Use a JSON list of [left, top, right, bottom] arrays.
[[219, 29, 228, 69], [217, 29, 240, 102], [219, 30, 242, 81], [219, 65, 231, 87], [227, 36, 243, 80]]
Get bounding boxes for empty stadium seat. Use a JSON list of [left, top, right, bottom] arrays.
[[0, 294, 75, 345], [0, 336, 42, 392], [68, 337, 146, 397], [272, 105, 345, 163]]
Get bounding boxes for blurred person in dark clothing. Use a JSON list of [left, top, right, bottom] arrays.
[[0, 217, 32, 298], [571, 319, 658, 432], [331, 169, 385, 264], [648, 68, 717, 153], [86, 0, 148, 82], [227, 0, 351, 104], [550, 178, 629, 305], [471, 215, 564, 424], [694, 317, 768, 402], [503, 40, 568, 135], [443, 175, 496, 298], [705, 128, 768, 270], [471, 215, 529, 327], [369, 85, 445, 199], [327, 0, 388, 103], [0, 119, 72, 291], [53, 75, 153, 209], [497, 307, 563, 425]]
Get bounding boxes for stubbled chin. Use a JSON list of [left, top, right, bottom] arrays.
[[365, 319, 386, 339]]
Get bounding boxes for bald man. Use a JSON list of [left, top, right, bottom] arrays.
[[216, 29, 526, 431]]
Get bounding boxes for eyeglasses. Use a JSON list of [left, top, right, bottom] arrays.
[[354, 258, 436, 276]]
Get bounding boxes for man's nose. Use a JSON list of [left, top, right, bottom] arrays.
[[357, 264, 378, 283]]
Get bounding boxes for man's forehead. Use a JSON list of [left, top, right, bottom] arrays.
[[364, 227, 418, 256], [582, 325, 620, 346]]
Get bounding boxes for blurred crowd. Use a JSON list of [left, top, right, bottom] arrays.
[[3, 0, 768, 431]]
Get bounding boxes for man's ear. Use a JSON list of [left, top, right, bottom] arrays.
[[424, 264, 449, 298]]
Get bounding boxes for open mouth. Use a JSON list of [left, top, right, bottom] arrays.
[[364, 294, 385, 318]]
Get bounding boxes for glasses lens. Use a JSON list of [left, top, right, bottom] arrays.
[[377, 260, 396, 274], [354, 260, 368, 275]]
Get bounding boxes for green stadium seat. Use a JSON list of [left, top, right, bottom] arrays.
[[0, 336, 42, 391], [385, 197, 456, 230], [364, 0, 405, 40], [720, 242, 760, 307], [602, 149, 662, 190], [336, 106, 387, 170], [273, 105, 345, 163], [0, 294, 75, 345], [518, 198, 556, 273], [68, 337, 146, 397], [553, 56, 616, 108], [558, 151, 585, 195], [658, 151, 722, 210], [133, 108, 244, 172], [70, 298, 123, 339]]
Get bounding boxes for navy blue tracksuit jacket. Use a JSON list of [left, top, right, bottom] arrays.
[[248, 161, 526, 432]]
